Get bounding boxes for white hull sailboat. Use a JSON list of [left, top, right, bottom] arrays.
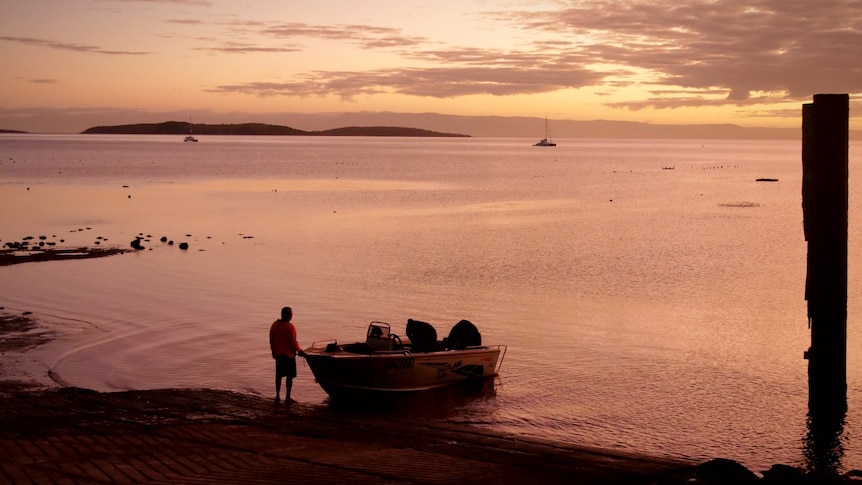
[[184, 116, 198, 142], [534, 116, 556, 146]]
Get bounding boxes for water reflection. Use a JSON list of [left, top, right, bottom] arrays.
[[322, 379, 500, 423], [804, 400, 847, 474]]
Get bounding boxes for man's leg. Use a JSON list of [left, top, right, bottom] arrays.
[[284, 378, 294, 402]]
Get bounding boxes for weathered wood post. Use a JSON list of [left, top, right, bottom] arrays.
[[803, 93, 849, 411], [802, 94, 849, 473]]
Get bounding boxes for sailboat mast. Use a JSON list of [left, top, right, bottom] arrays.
[[533, 115, 556, 146]]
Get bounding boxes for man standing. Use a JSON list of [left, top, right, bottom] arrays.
[[269, 306, 306, 402]]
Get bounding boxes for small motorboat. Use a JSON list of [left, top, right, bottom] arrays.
[[184, 135, 198, 142], [304, 319, 506, 398]]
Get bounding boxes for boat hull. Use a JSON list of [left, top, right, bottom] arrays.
[[304, 346, 505, 398]]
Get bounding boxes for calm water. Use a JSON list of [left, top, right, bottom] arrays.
[[1, 134, 861, 471]]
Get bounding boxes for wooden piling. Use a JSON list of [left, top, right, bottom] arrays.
[[803, 93, 849, 415]]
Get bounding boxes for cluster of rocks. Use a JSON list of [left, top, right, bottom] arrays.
[[2, 229, 102, 251], [4, 236, 58, 250], [130, 234, 189, 251], [2, 226, 256, 266], [129, 232, 254, 252], [4, 220, 259, 254], [682, 458, 862, 484]]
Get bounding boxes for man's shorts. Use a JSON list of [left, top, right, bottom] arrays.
[[275, 356, 297, 378]]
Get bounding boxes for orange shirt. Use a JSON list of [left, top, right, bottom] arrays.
[[270, 319, 301, 358]]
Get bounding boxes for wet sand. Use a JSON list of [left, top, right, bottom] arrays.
[[0, 386, 699, 484]]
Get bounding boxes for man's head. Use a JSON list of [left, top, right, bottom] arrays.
[[281, 306, 292, 321]]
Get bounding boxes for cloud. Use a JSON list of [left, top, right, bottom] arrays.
[[0, 36, 151, 55], [167, 18, 264, 27], [493, 0, 862, 108], [208, 61, 607, 99], [166, 19, 209, 26], [28, 78, 58, 85], [98, 0, 213, 5], [204, 22, 610, 99], [603, 91, 785, 110], [195, 1, 858, 107], [173, 19, 424, 55], [261, 22, 428, 50], [194, 42, 302, 54]]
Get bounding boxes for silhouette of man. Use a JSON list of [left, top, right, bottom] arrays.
[[269, 306, 306, 402]]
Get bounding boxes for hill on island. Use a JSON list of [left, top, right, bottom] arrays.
[[81, 121, 470, 137]]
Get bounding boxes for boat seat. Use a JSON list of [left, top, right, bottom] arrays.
[[366, 336, 392, 351]]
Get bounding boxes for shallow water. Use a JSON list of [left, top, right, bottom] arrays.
[[1, 134, 861, 471]]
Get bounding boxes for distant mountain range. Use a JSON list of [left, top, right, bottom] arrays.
[[297, 112, 808, 140], [81, 121, 470, 137], [4, 111, 859, 139]]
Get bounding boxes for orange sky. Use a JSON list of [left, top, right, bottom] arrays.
[[1, 0, 860, 133]]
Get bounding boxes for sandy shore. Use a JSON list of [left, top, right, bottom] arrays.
[[0, 386, 704, 484]]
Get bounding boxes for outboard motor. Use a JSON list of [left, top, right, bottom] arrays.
[[443, 319, 481, 350], [406, 319, 437, 352]]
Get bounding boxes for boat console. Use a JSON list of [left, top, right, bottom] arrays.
[[365, 321, 397, 351]]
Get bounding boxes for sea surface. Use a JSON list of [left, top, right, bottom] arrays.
[[1, 134, 861, 472]]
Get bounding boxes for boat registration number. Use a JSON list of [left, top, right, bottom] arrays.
[[385, 357, 415, 369]]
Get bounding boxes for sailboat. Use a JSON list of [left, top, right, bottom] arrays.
[[184, 116, 198, 142], [533, 116, 556, 146]]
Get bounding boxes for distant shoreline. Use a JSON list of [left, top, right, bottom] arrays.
[[4, 111, 862, 139], [80, 121, 470, 138]]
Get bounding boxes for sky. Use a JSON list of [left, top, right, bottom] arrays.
[[1, 0, 861, 133]]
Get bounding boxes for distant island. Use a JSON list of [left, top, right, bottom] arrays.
[[0, 129, 27, 134], [14, 111, 853, 139], [81, 121, 470, 138]]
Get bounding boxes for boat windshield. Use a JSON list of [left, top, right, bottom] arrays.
[[367, 322, 390, 338]]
